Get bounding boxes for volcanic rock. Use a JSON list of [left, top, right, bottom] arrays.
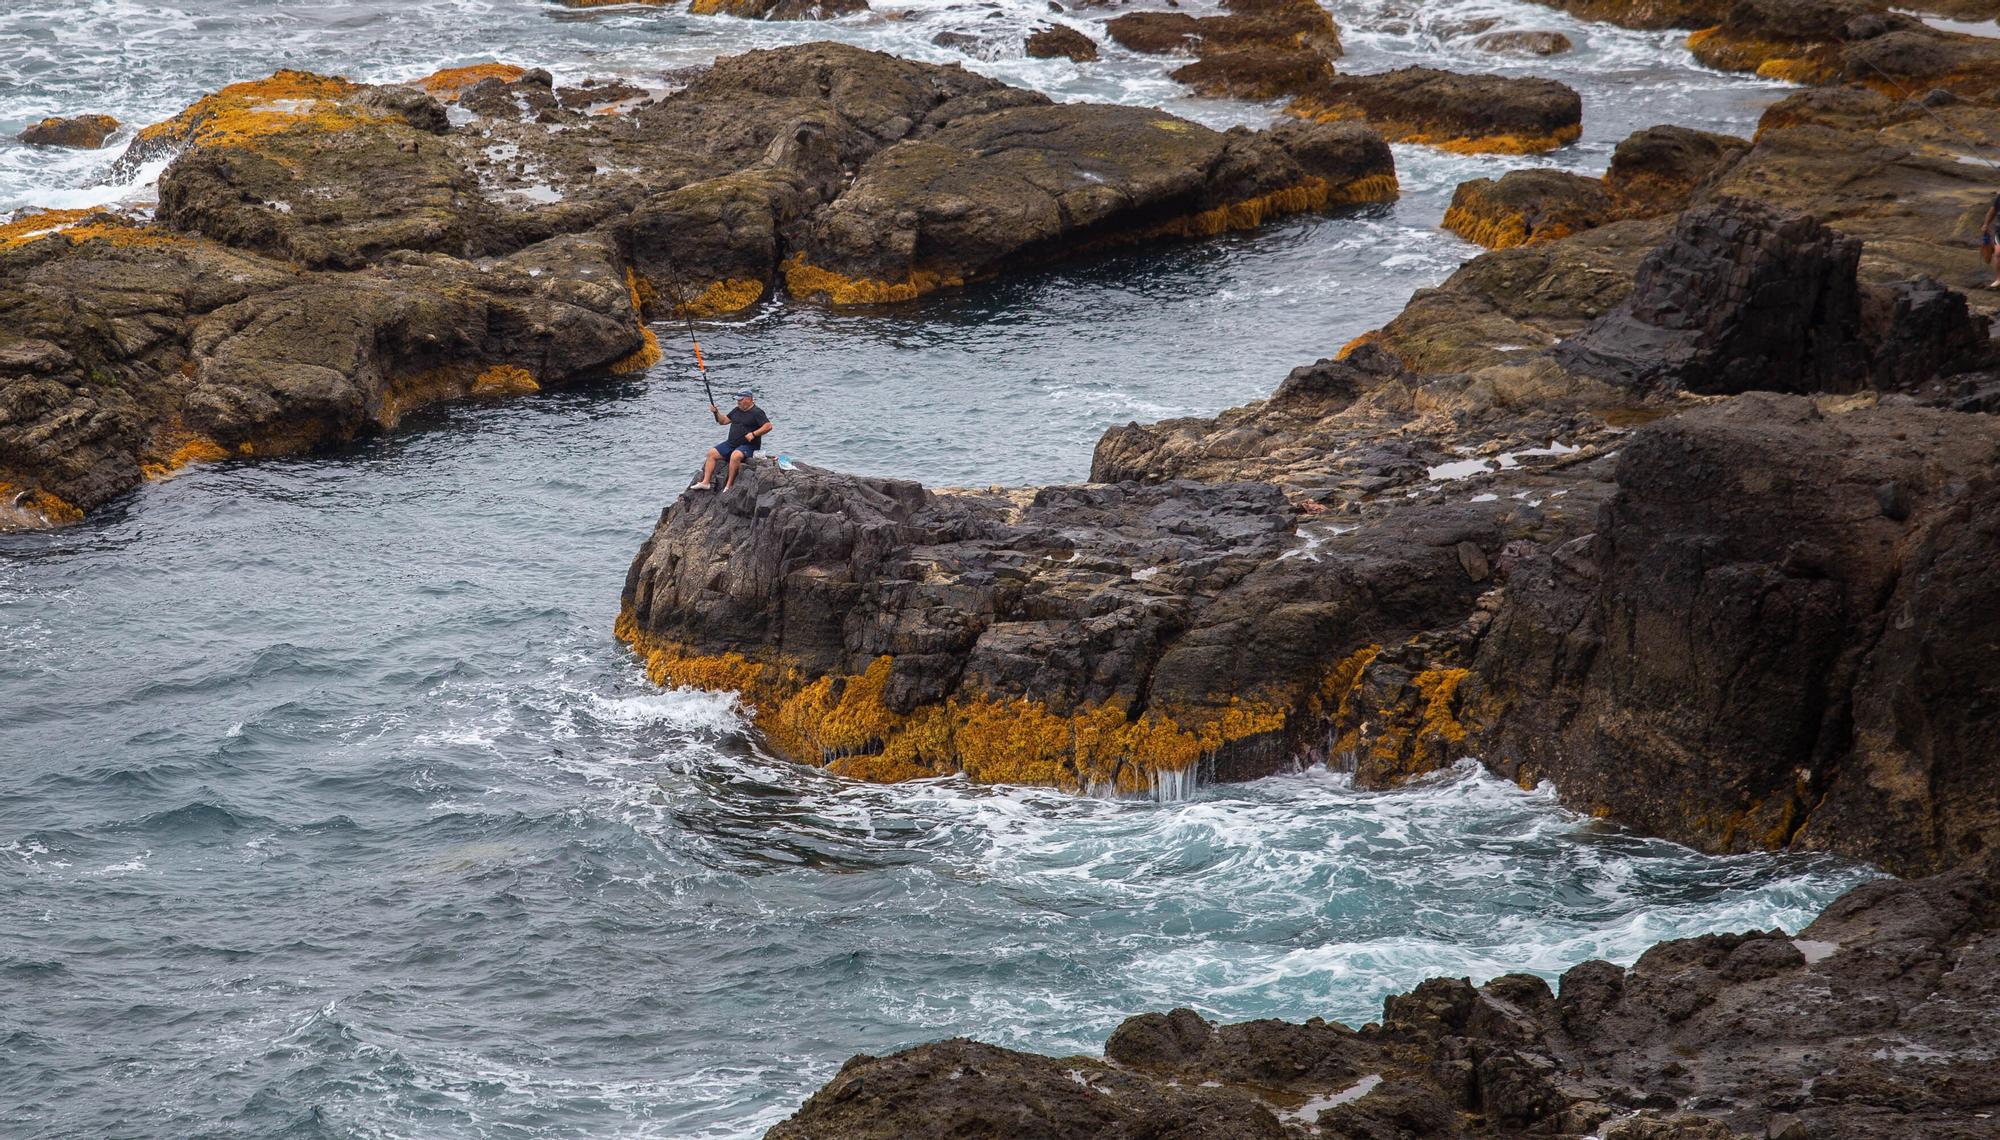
[[767, 855, 2000, 1137], [782, 112, 1396, 304], [1025, 24, 1100, 60], [1554, 198, 1993, 394], [1687, 0, 2000, 94], [1442, 126, 1746, 251], [1287, 67, 1582, 154], [1522, 0, 1732, 30], [1444, 169, 1617, 249], [1468, 394, 2000, 875], [1107, 0, 1342, 99], [17, 114, 121, 149]]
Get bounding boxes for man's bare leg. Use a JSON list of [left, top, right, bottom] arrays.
[[690, 448, 722, 490], [723, 450, 745, 492]]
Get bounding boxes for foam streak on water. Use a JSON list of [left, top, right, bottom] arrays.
[[0, 3, 1862, 1138]]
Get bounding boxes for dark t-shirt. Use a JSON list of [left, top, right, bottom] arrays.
[[726, 405, 769, 449]]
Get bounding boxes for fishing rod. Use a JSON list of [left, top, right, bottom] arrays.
[[674, 282, 717, 410]]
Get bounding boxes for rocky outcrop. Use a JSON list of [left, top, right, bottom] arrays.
[[1443, 125, 1748, 250], [1287, 68, 1582, 154], [1468, 394, 2000, 876], [1686, 0, 2000, 93], [1555, 198, 1993, 394], [1, 43, 1395, 528], [1523, 0, 1732, 30], [17, 114, 120, 149], [1106, 0, 1342, 100], [1025, 24, 1100, 61], [782, 113, 1395, 303], [769, 854, 2000, 1138]]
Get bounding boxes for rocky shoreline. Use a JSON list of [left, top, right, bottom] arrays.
[[607, 8, 2000, 1134]]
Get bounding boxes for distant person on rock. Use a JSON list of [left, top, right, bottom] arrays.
[[689, 388, 771, 493], [1986, 193, 2000, 289]]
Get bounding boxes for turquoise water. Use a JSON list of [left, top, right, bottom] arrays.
[[0, 3, 1866, 1138]]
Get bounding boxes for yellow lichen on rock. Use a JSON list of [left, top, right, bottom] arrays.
[[1686, 27, 1838, 85], [1284, 100, 1578, 155], [471, 365, 541, 396], [417, 63, 527, 101], [133, 70, 369, 155], [782, 255, 966, 306], [1441, 202, 1531, 250], [1411, 667, 1471, 746]]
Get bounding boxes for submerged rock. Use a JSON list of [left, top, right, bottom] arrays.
[[1287, 67, 1582, 154], [1025, 24, 1100, 60], [1473, 28, 1575, 54], [17, 114, 121, 149], [768, 855, 2000, 1137]]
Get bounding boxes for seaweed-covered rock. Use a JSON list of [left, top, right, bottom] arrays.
[[1443, 169, 1616, 249], [1108, 0, 1342, 99]]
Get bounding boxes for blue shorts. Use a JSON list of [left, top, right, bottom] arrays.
[[713, 440, 758, 462]]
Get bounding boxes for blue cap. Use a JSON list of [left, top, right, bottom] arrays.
[[734, 388, 755, 398]]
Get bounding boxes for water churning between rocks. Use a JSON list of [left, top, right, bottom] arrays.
[[1, 1, 1874, 1137]]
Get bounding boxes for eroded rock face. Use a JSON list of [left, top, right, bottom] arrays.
[[1, 42, 1396, 528], [1555, 198, 1992, 394], [1287, 67, 1582, 154], [768, 856, 2000, 1138], [17, 114, 120, 148], [1469, 394, 2000, 876]]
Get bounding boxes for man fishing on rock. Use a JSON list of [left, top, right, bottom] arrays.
[[688, 388, 771, 493]]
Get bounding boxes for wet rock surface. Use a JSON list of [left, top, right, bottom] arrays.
[[0, 42, 1395, 528], [770, 854, 2000, 1138], [1286, 67, 1583, 154], [17, 114, 121, 149], [1108, 0, 1343, 99]]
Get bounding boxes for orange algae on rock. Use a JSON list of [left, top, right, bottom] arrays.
[[471, 365, 541, 396], [1685, 27, 1838, 84], [614, 616, 1289, 792], [781, 255, 966, 306], [418, 63, 528, 100], [132, 70, 370, 155], [0, 482, 85, 526], [609, 327, 662, 374], [0, 208, 96, 250], [1140, 175, 1400, 241], [680, 278, 766, 317], [139, 437, 230, 481]]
